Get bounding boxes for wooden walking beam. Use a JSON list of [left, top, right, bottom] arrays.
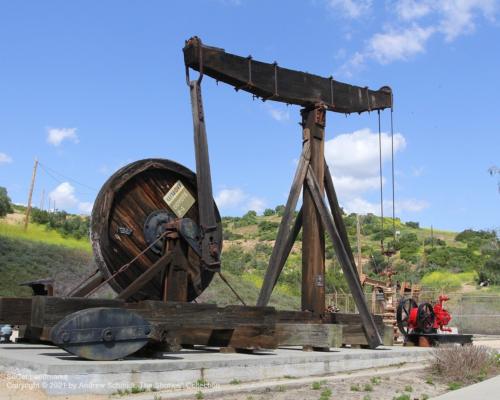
[[183, 37, 392, 114], [257, 142, 310, 307], [305, 166, 382, 348]]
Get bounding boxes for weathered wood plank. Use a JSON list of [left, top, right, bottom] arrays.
[[183, 37, 392, 114], [0, 298, 32, 325], [30, 297, 125, 328], [276, 323, 342, 348]]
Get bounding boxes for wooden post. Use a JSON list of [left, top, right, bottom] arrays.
[[301, 106, 325, 315], [24, 158, 38, 230]]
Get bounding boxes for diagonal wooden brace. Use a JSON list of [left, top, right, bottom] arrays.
[[305, 165, 382, 348], [257, 142, 310, 307]]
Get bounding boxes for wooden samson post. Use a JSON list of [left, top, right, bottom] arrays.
[[301, 106, 326, 315]]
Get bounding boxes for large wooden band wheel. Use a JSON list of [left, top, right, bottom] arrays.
[[91, 159, 222, 301]]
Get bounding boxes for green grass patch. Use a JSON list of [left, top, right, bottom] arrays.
[[0, 221, 91, 252]]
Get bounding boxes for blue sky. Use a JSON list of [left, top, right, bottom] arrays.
[[0, 0, 498, 232]]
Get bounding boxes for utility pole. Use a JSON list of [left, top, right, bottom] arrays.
[[356, 214, 362, 276], [24, 158, 39, 230]]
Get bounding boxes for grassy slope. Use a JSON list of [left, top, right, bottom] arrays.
[[0, 211, 496, 302]]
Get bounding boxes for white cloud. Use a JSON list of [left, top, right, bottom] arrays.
[[327, 0, 372, 18], [339, 0, 498, 74], [215, 187, 266, 214], [49, 182, 93, 215], [396, 199, 429, 213], [368, 25, 435, 64], [47, 127, 79, 146], [396, 0, 433, 20], [247, 197, 266, 214], [325, 128, 427, 217], [342, 197, 429, 215], [78, 202, 94, 214], [438, 0, 497, 41], [0, 152, 13, 164], [268, 107, 290, 122], [325, 128, 406, 197]]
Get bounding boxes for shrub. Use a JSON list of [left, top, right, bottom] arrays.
[[429, 345, 496, 383], [0, 187, 13, 217], [421, 271, 476, 291], [405, 221, 419, 229], [263, 208, 275, 216]]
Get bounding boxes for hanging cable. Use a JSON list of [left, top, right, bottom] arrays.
[[218, 271, 247, 306], [378, 110, 384, 254], [38, 162, 98, 192], [390, 107, 396, 242]]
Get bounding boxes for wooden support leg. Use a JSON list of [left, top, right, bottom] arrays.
[[304, 166, 382, 348], [301, 106, 326, 315], [257, 142, 310, 307], [66, 270, 105, 297], [324, 161, 358, 276], [164, 240, 189, 302], [116, 253, 173, 300]]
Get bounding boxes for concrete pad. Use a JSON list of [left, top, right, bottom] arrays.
[[430, 375, 500, 399], [0, 343, 431, 396]]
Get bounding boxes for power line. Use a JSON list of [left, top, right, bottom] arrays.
[[37, 162, 97, 197], [38, 161, 98, 192]]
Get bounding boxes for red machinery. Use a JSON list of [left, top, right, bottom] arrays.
[[397, 295, 452, 335]]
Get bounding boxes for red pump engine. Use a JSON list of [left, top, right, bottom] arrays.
[[397, 295, 453, 335]]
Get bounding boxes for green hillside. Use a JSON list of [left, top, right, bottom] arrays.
[[0, 203, 498, 302]]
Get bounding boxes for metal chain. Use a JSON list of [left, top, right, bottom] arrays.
[[85, 231, 170, 297]]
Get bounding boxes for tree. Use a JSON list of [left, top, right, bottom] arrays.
[[0, 187, 13, 217], [405, 221, 419, 229], [263, 208, 275, 216], [274, 204, 285, 216]]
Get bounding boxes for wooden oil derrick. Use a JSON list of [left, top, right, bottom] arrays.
[[0, 37, 395, 360]]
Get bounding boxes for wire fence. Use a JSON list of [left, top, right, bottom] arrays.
[[327, 291, 500, 335]]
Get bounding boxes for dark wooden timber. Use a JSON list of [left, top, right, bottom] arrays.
[[276, 323, 342, 348], [165, 242, 189, 302], [30, 297, 124, 328], [183, 37, 392, 114], [0, 297, 32, 325], [90, 158, 222, 302], [302, 107, 326, 315], [116, 253, 173, 300], [189, 82, 220, 269], [257, 142, 310, 307], [405, 333, 472, 347], [305, 167, 382, 348], [66, 270, 105, 297]]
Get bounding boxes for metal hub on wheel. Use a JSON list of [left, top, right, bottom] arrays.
[[143, 210, 176, 255]]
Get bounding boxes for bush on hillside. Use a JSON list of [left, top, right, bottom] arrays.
[[477, 250, 500, 285], [0, 187, 13, 217], [405, 221, 420, 229], [30, 208, 90, 240], [420, 270, 476, 291], [263, 208, 275, 216]]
